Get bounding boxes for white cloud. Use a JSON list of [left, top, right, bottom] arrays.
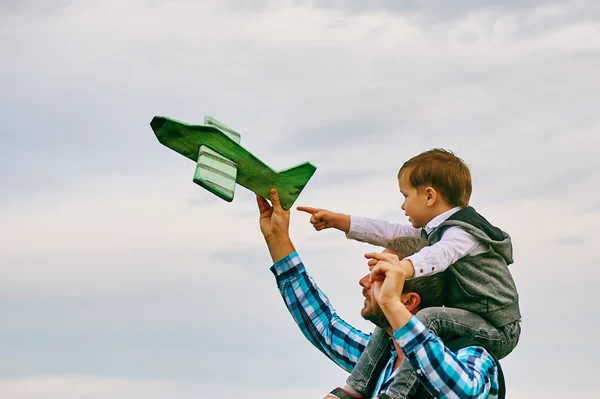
[[0, 376, 180, 399], [2, 0, 599, 397], [0, 375, 341, 399]]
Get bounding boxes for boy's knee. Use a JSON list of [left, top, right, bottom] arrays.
[[415, 307, 444, 331], [346, 327, 392, 394]]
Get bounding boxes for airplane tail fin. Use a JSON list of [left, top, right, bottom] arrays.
[[275, 162, 317, 210]]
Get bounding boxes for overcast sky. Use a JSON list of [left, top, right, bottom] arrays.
[[1, 0, 599, 398]]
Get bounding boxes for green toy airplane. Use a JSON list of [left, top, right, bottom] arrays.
[[150, 116, 317, 210]]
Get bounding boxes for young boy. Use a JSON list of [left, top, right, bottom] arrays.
[[298, 149, 521, 399]]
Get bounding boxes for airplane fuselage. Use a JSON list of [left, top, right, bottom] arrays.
[[150, 116, 316, 209]]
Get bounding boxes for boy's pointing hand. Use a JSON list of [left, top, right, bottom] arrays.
[[297, 206, 350, 233]]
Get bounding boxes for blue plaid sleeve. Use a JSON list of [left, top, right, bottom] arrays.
[[394, 316, 499, 399], [270, 251, 371, 373]]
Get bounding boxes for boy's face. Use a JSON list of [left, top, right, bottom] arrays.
[[399, 172, 430, 228]]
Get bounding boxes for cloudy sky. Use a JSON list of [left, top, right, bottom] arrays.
[[1, 0, 599, 398]]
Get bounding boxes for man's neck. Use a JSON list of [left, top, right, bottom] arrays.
[[384, 326, 405, 370]]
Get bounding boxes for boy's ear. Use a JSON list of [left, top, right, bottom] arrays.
[[424, 186, 437, 206]]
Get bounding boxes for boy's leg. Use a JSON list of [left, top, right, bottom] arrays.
[[496, 318, 521, 359], [344, 326, 390, 396], [384, 356, 420, 398], [415, 307, 520, 358], [385, 307, 520, 398]]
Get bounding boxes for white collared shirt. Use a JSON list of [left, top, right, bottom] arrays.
[[346, 207, 487, 277]]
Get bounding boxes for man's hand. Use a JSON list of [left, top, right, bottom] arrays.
[[365, 253, 415, 278], [365, 252, 407, 307], [257, 189, 289, 241], [296, 206, 350, 233], [366, 252, 413, 330], [257, 189, 294, 262]]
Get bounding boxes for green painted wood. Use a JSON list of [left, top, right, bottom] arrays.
[[194, 116, 242, 202], [204, 116, 241, 142], [150, 116, 316, 210]]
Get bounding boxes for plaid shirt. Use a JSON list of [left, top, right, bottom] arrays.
[[270, 251, 370, 372], [395, 318, 499, 398], [271, 251, 498, 398]]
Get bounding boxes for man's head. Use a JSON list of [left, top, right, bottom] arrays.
[[398, 149, 472, 228], [359, 237, 445, 329]]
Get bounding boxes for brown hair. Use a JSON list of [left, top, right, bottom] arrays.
[[398, 148, 472, 207]]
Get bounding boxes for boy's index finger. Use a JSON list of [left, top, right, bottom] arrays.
[[296, 206, 318, 214]]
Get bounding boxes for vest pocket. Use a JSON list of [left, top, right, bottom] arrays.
[[448, 274, 489, 313]]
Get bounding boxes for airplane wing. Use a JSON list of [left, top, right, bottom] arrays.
[[193, 116, 241, 202]]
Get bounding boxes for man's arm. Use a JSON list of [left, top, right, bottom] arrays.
[[370, 254, 498, 399], [258, 190, 370, 372], [394, 317, 499, 399], [271, 251, 371, 372], [257, 190, 295, 262]]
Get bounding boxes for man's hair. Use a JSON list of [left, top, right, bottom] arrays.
[[386, 237, 445, 309], [398, 148, 472, 208]]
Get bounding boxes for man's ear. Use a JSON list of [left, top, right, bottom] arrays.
[[401, 292, 422, 313], [424, 186, 437, 206]]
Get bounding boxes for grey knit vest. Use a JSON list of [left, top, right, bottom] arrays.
[[427, 207, 521, 328]]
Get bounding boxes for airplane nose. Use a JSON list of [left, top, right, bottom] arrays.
[[150, 116, 167, 133]]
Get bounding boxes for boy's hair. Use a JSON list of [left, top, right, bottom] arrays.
[[398, 148, 472, 208], [386, 237, 445, 309]]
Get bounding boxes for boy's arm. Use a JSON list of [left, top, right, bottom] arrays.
[[296, 206, 420, 246], [346, 215, 420, 246], [270, 251, 371, 372], [405, 226, 482, 277], [296, 207, 351, 233], [297, 207, 419, 246]]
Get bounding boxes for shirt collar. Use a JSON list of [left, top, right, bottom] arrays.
[[423, 206, 462, 234], [387, 336, 397, 353]]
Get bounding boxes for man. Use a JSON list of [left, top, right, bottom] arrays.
[[257, 189, 504, 399]]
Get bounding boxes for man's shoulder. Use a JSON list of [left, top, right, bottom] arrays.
[[411, 336, 505, 399], [446, 337, 505, 399]]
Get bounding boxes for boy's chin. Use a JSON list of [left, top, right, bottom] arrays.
[[408, 219, 421, 228]]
